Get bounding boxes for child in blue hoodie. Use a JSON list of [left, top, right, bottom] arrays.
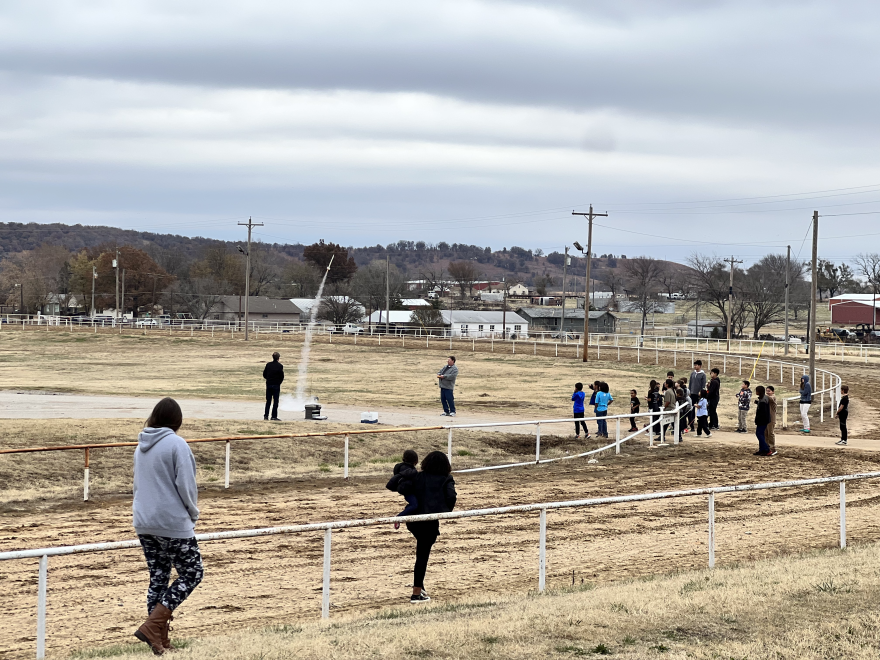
[[595, 382, 614, 438], [572, 382, 589, 438]]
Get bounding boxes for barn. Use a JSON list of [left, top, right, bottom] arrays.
[[829, 294, 880, 325]]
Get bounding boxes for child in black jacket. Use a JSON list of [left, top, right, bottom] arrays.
[[386, 449, 420, 530]]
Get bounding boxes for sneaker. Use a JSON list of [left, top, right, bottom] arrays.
[[440, 412, 449, 417], [410, 593, 431, 604], [394, 521, 400, 530], [574, 434, 581, 439], [753, 450, 762, 455], [705, 433, 712, 438], [263, 416, 269, 421], [449, 412, 456, 417], [271, 417, 282, 421], [801, 429, 811, 434], [769, 450, 778, 456], [836, 439, 847, 446]]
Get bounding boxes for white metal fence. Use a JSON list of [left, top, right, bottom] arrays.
[[2, 469, 875, 659]]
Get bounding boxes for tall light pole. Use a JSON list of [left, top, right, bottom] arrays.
[[572, 206, 608, 362], [808, 211, 819, 387], [724, 256, 743, 351], [238, 217, 264, 341]]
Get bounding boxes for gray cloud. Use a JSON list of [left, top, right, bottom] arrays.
[[0, 0, 878, 260]]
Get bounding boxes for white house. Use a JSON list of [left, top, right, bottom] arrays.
[[440, 310, 529, 338]]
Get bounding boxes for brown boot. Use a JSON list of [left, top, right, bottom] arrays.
[[134, 604, 173, 655], [161, 613, 175, 651]]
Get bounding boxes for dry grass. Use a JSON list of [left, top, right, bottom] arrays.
[[0, 328, 797, 417], [0, 418, 613, 505], [70, 543, 880, 659]]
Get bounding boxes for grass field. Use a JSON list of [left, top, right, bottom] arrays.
[[68, 544, 880, 659], [0, 329, 800, 417]]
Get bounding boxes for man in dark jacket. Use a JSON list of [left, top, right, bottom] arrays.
[[687, 360, 707, 431], [263, 352, 284, 421]]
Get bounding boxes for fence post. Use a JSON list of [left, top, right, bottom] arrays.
[[344, 435, 350, 479], [637, 346, 640, 363], [674, 350, 677, 367], [782, 399, 788, 429], [322, 528, 332, 619], [739, 357, 742, 375], [673, 405, 680, 444], [535, 423, 541, 463], [447, 427, 453, 464], [221, 440, 230, 489], [766, 360, 769, 380], [840, 481, 847, 550], [820, 392, 825, 423], [708, 493, 715, 569], [538, 508, 547, 593], [615, 417, 621, 454], [36, 554, 48, 659], [83, 448, 90, 501]]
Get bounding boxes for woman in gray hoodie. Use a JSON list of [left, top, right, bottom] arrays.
[[133, 398, 203, 655]]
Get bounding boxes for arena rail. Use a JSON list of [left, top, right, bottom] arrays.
[[1, 340, 841, 500], [0, 406, 687, 501], [5, 315, 877, 363], [2, 469, 874, 660]]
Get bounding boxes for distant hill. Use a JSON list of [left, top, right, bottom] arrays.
[[0, 222, 690, 290]]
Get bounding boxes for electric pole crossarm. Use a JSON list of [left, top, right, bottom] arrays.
[[572, 206, 609, 362]]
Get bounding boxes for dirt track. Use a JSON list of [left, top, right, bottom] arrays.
[[5, 438, 880, 658]]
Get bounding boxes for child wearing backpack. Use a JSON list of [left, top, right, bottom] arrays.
[[386, 449, 420, 530]]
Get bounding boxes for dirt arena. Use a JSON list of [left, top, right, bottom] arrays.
[[2, 330, 879, 657]]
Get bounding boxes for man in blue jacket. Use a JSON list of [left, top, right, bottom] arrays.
[[437, 356, 458, 417]]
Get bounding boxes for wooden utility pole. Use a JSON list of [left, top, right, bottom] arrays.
[[808, 211, 819, 386], [385, 254, 390, 335], [90, 266, 97, 319], [724, 256, 743, 352], [784, 245, 791, 355], [561, 245, 569, 314], [114, 249, 120, 325], [502, 278, 507, 338], [572, 205, 608, 362], [238, 217, 264, 341]]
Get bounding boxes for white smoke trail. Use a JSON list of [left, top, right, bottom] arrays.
[[282, 260, 332, 412]]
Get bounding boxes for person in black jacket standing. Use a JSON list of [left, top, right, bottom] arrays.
[[707, 368, 721, 430], [403, 450, 457, 604], [263, 352, 284, 421], [753, 385, 771, 456]]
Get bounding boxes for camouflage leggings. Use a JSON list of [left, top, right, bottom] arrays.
[[138, 535, 204, 613]]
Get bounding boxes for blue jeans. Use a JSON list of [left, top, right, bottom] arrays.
[[440, 388, 455, 414], [399, 494, 418, 517], [596, 410, 608, 436], [756, 425, 770, 453]]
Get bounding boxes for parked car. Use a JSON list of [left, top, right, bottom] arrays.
[[342, 323, 364, 334]]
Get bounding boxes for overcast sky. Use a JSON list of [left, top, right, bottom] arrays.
[[1, 1, 878, 263]]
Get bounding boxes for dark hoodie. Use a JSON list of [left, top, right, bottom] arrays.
[[386, 462, 418, 494], [132, 427, 200, 538], [800, 375, 812, 404]]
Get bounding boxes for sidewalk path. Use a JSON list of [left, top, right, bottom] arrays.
[[2, 390, 876, 450]]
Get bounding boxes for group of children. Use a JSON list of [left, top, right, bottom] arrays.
[[571, 381, 614, 438], [567, 360, 851, 454]]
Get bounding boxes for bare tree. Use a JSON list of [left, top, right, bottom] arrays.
[[854, 253, 880, 299], [352, 259, 407, 320], [317, 285, 365, 326], [418, 268, 447, 297], [601, 268, 625, 310], [622, 256, 663, 342], [657, 264, 679, 300], [447, 260, 480, 299]]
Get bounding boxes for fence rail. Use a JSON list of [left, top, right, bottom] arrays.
[[3, 469, 876, 659], [1, 341, 842, 500], [4, 316, 879, 362]]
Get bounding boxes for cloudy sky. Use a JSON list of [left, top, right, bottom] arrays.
[[1, 1, 878, 263]]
